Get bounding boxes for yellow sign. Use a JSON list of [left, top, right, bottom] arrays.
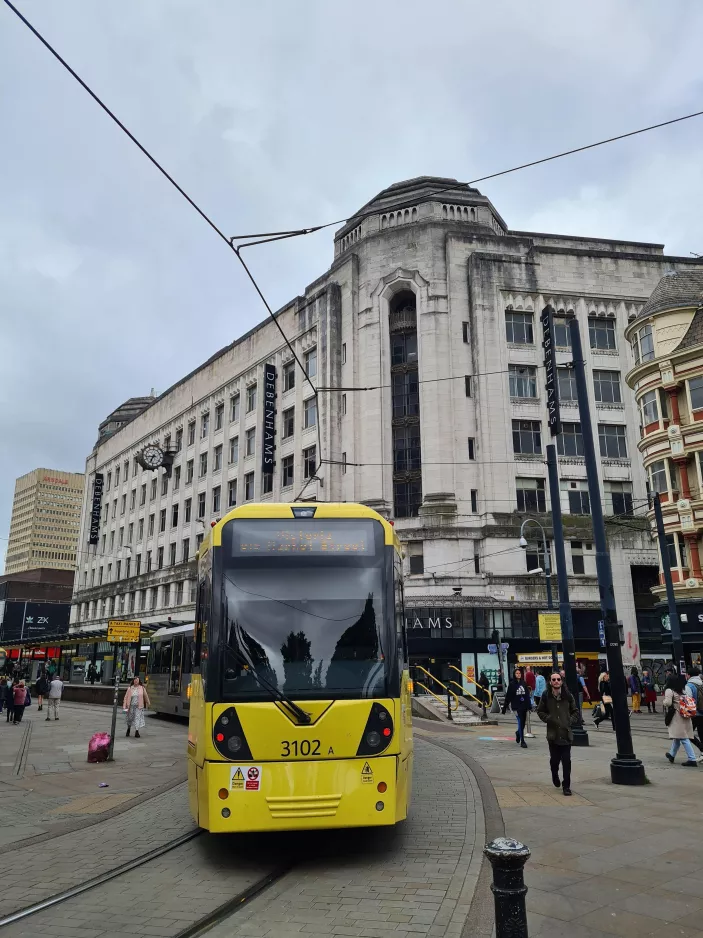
[[466, 665, 476, 684], [107, 620, 141, 643], [538, 612, 562, 643]]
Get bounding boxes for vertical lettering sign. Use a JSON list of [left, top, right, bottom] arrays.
[[261, 364, 277, 475], [89, 472, 104, 545], [541, 305, 561, 437]]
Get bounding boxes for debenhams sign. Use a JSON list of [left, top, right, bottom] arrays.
[[261, 363, 277, 475], [406, 614, 455, 629]]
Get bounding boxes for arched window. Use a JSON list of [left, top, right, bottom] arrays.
[[389, 291, 422, 518]]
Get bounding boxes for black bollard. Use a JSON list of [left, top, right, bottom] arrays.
[[484, 838, 531, 938]]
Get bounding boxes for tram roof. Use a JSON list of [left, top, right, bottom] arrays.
[[151, 622, 195, 640]]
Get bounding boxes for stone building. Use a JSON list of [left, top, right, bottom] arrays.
[[69, 176, 703, 685], [625, 270, 703, 667]]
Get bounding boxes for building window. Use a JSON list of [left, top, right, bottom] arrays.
[[246, 384, 257, 413], [304, 397, 317, 428], [157, 546, 164, 569], [342, 452, 347, 473], [173, 465, 181, 491], [199, 453, 208, 477], [215, 403, 224, 431], [505, 310, 534, 345], [689, 376, 703, 411], [172, 503, 179, 527], [589, 318, 617, 351], [408, 541, 424, 574], [571, 541, 585, 575], [468, 438, 475, 460], [593, 370, 622, 404], [130, 489, 136, 511], [188, 420, 196, 445], [391, 332, 418, 366], [649, 459, 668, 494], [282, 407, 295, 439], [392, 425, 421, 471], [465, 375, 472, 397], [159, 508, 166, 533], [228, 479, 237, 507], [244, 472, 255, 501], [394, 480, 422, 519], [148, 514, 155, 537], [137, 518, 144, 541], [214, 444, 223, 472], [146, 551, 152, 572], [512, 420, 542, 455], [169, 543, 177, 566], [553, 316, 571, 349], [150, 478, 157, 500], [196, 533, 204, 550], [606, 481, 633, 516], [175, 427, 183, 451], [516, 477, 546, 512], [562, 481, 590, 515], [201, 412, 210, 438], [212, 485, 221, 514], [470, 489, 478, 513], [184, 497, 192, 523], [632, 323, 654, 364], [283, 362, 295, 392], [121, 494, 127, 515], [161, 475, 168, 496], [109, 531, 115, 551], [245, 427, 256, 457], [182, 538, 190, 562], [115, 466, 120, 487], [140, 483, 146, 506], [509, 364, 537, 399], [305, 347, 317, 378], [230, 394, 240, 423], [391, 372, 419, 417], [281, 455, 295, 488], [118, 527, 124, 547], [135, 554, 141, 576], [462, 322, 470, 343], [640, 390, 659, 426], [186, 459, 194, 484], [197, 492, 206, 518], [175, 581, 184, 605], [106, 471, 112, 492], [128, 522, 133, 543], [229, 436, 239, 464], [342, 393, 347, 416], [303, 445, 317, 479], [526, 540, 550, 574], [557, 422, 584, 457], [557, 366, 577, 402], [342, 342, 347, 364], [112, 499, 117, 518], [162, 440, 169, 458], [598, 424, 628, 459]]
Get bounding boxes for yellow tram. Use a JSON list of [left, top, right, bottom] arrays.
[[187, 502, 413, 833]]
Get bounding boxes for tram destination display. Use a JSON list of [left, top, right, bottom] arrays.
[[231, 519, 376, 555]]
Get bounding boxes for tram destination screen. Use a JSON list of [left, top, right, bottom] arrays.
[[230, 519, 376, 556]]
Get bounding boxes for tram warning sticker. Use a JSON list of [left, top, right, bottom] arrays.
[[361, 761, 374, 784], [230, 765, 262, 791]]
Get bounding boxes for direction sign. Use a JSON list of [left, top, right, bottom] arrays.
[[538, 612, 562, 643], [107, 620, 141, 643]]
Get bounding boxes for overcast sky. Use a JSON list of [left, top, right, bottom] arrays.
[[1, 0, 702, 570]]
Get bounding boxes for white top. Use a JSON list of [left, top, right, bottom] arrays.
[[48, 678, 64, 699]]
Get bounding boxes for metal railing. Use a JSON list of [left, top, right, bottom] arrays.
[[413, 666, 460, 712], [447, 665, 493, 707]]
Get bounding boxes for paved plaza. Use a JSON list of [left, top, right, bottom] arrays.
[[0, 701, 700, 938]]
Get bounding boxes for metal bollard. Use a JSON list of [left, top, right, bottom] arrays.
[[484, 838, 531, 938]]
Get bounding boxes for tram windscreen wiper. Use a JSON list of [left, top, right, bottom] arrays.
[[225, 646, 311, 725]]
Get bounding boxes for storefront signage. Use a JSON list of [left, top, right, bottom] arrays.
[[538, 611, 562, 642], [261, 364, 277, 475], [540, 305, 561, 437], [89, 472, 104, 545], [0, 602, 71, 643], [107, 620, 141, 643], [405, 614, 454, 629], [518, 652, 564, 665]]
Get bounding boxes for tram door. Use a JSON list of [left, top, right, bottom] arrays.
[[169, 635, 183, 696]]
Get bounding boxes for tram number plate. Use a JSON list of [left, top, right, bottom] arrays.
[[280, 739, 321, 757]]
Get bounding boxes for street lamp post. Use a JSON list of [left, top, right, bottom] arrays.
[[519, 518, 558, 672]]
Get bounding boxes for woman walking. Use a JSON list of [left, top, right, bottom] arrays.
[[4, 678, 15, 723], [664, 674, 698, 767], [642, 668, 657, 713], [593, 671, 615, 729], [502, 667, 532, 748], [123, 676, 151, 738], [12, 680, 28, 724], [629, 667, 642, 714], [35, 669, 49, 713]]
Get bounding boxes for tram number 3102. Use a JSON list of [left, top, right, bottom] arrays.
[[280, 739, 321, 757]]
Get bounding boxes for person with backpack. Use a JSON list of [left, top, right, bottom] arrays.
[[664, 674, 698, 767], [685, 667, 703, 762], [502, 667, 532, 748], [629, 667, 642, 714]]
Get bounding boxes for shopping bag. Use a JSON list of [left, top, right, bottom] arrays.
[[87, 731, 111, 763]]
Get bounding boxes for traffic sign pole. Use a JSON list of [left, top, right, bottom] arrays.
[[107, 642, 120, 762]]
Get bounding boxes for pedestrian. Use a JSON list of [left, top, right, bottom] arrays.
[[46, 674, 64, 721], [502, 667, 531, 748], [525, 666, 536, 696], [87, 662, 98, 685], [576, 666, 591, 714], [123, 676, 150, 738], [629, 667, 642, 714], [0, 677, 5, 716], [642, 667, 658, 713], [35, 669, 49, 712], [684, 667, 703, 762], [4, 678, 15, 723], [537, 671, 579, 796], [533, 669, 547, 707], [664, 674, 698, 767], [476, 671, 490, 709], [12, 680, 28, 724], [593, 671, 615, 729]]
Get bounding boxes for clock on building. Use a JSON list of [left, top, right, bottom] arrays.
[[140, 445, 165, 469]]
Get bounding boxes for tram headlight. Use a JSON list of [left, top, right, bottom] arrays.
[[366, 731, 381, 748], [227, 735, 243, 753]]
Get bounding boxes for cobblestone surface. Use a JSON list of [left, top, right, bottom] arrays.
[[207, 738, 484, 938]]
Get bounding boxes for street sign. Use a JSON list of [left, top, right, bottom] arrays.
[[538, 612, 562, 643], [107, 620, 141, 643], [501, 642, 510, 652], [598, 620, 606, 648], [487, 643, 498, 654]]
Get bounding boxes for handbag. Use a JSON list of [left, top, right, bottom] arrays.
[[602, 694, 612, 705], [664, 705, 675, 726]]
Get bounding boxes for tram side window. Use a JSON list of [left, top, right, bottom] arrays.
[[394, 558, 408, 667], [169, 635, 183, 695], [183, 636, 194, 677], [153, 640, 172, 674], [194, 577, 210, 669]]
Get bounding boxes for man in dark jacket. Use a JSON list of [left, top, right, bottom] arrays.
[[537, 672, 579, 796]]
